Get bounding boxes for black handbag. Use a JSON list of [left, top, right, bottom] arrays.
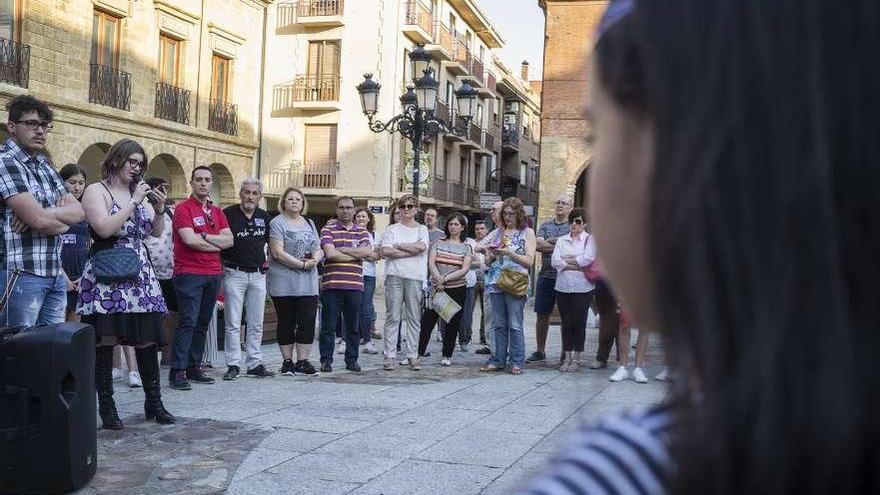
[[91, 247, 140, 284], [90, 182, 142, 284]]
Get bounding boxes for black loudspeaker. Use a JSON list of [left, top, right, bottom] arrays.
[[0, 322, 97, 494]]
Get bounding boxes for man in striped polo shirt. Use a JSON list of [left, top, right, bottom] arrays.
[[319, 196, 375, 372]]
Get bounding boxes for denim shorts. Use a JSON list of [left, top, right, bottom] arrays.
[[533, 276, 558, 314]]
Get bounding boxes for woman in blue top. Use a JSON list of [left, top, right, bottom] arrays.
[[59, 163, 89, 322]]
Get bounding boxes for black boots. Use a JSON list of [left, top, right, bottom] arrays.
[[135, 346, 176, 425], [95, 345, 123, 430]]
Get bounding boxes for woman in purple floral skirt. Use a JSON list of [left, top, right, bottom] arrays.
[[77, 138, 174, 429]]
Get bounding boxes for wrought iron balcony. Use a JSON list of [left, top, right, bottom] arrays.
[[154, 82, 190, 125], [446, 36, 472, 76], [464, 57, 485, 87], [89, 63, 131, 110], [432, 176, 448, 201], [502, 126, 520, 151], [273, 75, 341, 115], [433, 99, 450, 123], [0, 37, 30, 88], [277, 0, 345, 30], [450, 182, 465, 205], [208, 99, 238, 136], [403, 0, 433, 44]]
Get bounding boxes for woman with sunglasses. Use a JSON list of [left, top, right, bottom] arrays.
[[550, 208, 597, 372], [77, 138, 174, 429], [380, 194, 430, 371], [481, 197, 536, 375]]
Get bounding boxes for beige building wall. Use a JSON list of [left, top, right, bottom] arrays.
[[0, 0, 267, 208]]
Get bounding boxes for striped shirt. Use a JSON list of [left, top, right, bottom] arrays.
[[432, 240, 472, 289], [0, 138, 68, 277], [320, 220, 370, 291], [519, 406, 674, 495]]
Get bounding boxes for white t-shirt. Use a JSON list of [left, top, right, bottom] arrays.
[[362, 231, 377, 278], [382, 222, 430, 281]]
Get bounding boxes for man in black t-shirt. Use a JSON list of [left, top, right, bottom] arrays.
[[220, 178, 274, 380]]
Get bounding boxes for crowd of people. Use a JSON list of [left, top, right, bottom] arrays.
[[0, 94, 656, 435]]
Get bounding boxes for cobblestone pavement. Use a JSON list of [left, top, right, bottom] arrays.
[[75, 300, 669, 494]]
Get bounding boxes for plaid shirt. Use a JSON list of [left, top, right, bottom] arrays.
[[0, 138, 68, 277]]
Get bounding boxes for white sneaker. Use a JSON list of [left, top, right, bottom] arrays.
[[398, 358, 411, 366], [440, 358, 451, 366], [364, 342, 379, 354], [128, 370, 142, 388], [112, 368, 124, 380], [609, 365, 630, 382], [655, 367, 671, 381], [632, 367, 648, 383], [336, 341, 346, 354]]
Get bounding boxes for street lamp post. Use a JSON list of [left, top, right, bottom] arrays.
[[357, 45, 478, 202]]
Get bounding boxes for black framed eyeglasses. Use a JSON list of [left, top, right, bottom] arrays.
[[15, 120, 53, 132]]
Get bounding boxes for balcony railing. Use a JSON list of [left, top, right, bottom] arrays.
[[431, 21, 454, 55], [502, 126, 520, 148], [208, 99, 238, 136], [484, 130, 495, 151], [154, 82, 190, 125], [274, 75, 340, 105], [452, 36, 471, 66], [0, 37, 30, 88], [404, 0, 433, 37], [278, 0, 344, 28], [469, 58, 485, 85], [89, 63, 130, 110], [432, 177, 448, 201], [468, 122, 481, 144], [434, 99, 450, 123], [451, 182, 465, 205], [487, 72, 497, 93], [264, 160, 339, 193]]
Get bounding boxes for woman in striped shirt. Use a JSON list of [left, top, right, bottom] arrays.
[[417, 212, 472, 365], [522, 0, 880, 493]]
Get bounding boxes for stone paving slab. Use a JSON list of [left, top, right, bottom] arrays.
[[78, 302, 669, 494]]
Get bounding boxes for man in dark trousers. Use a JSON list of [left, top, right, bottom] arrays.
[[169, 166, 233, 390], [221, 178, 274, 380]]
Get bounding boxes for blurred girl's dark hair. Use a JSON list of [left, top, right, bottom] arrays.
[[596, 1, 879, 493], [59, 163, 87, 181]]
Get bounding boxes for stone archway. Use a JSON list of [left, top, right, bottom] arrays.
[[147, 154, 187, 202], [209, 163, 236, 208], [77, 143, 111, 184], [573, 160, 592, 209]]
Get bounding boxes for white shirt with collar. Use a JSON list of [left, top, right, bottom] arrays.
[[551, 231, 597, 293]]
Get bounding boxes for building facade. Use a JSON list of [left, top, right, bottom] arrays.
[[536, 0, 607, 221], [260, 0, 542, 230], [0, 0, 270, 206]]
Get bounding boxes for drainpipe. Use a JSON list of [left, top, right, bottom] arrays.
[[195, 0, 206, 127], [256, 4, 268, 178]]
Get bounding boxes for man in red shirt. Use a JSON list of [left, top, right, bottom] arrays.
[[169, 166, 233, 390]]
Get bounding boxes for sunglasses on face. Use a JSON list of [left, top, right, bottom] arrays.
[[400, 204, 416, 210], [571, 218, 584, 225]]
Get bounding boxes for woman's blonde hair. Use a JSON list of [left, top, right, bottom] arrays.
[[277, 186, 308, 214]]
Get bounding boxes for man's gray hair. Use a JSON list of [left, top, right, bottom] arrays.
[[240, 176, 263, 193]]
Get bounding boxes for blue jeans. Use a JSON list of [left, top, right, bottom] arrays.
[[171, 274, 222, 372], [358, 276, 376, 343], [0, 270, 66, 328], [320, 289, 363, 366], [488, 291, 527, 368], [459, 286, 477, 344]]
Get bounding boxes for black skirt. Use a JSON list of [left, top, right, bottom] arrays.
[[82, 312, 165, 346]]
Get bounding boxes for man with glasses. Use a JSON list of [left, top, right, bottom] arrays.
[[221, 178, 274, 380], [0, 95, 84, 328], [380, 194, 430, 370], [168, 166, 233, 390], [527, 194, 574, 363], [319, 196, 375, 372]]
